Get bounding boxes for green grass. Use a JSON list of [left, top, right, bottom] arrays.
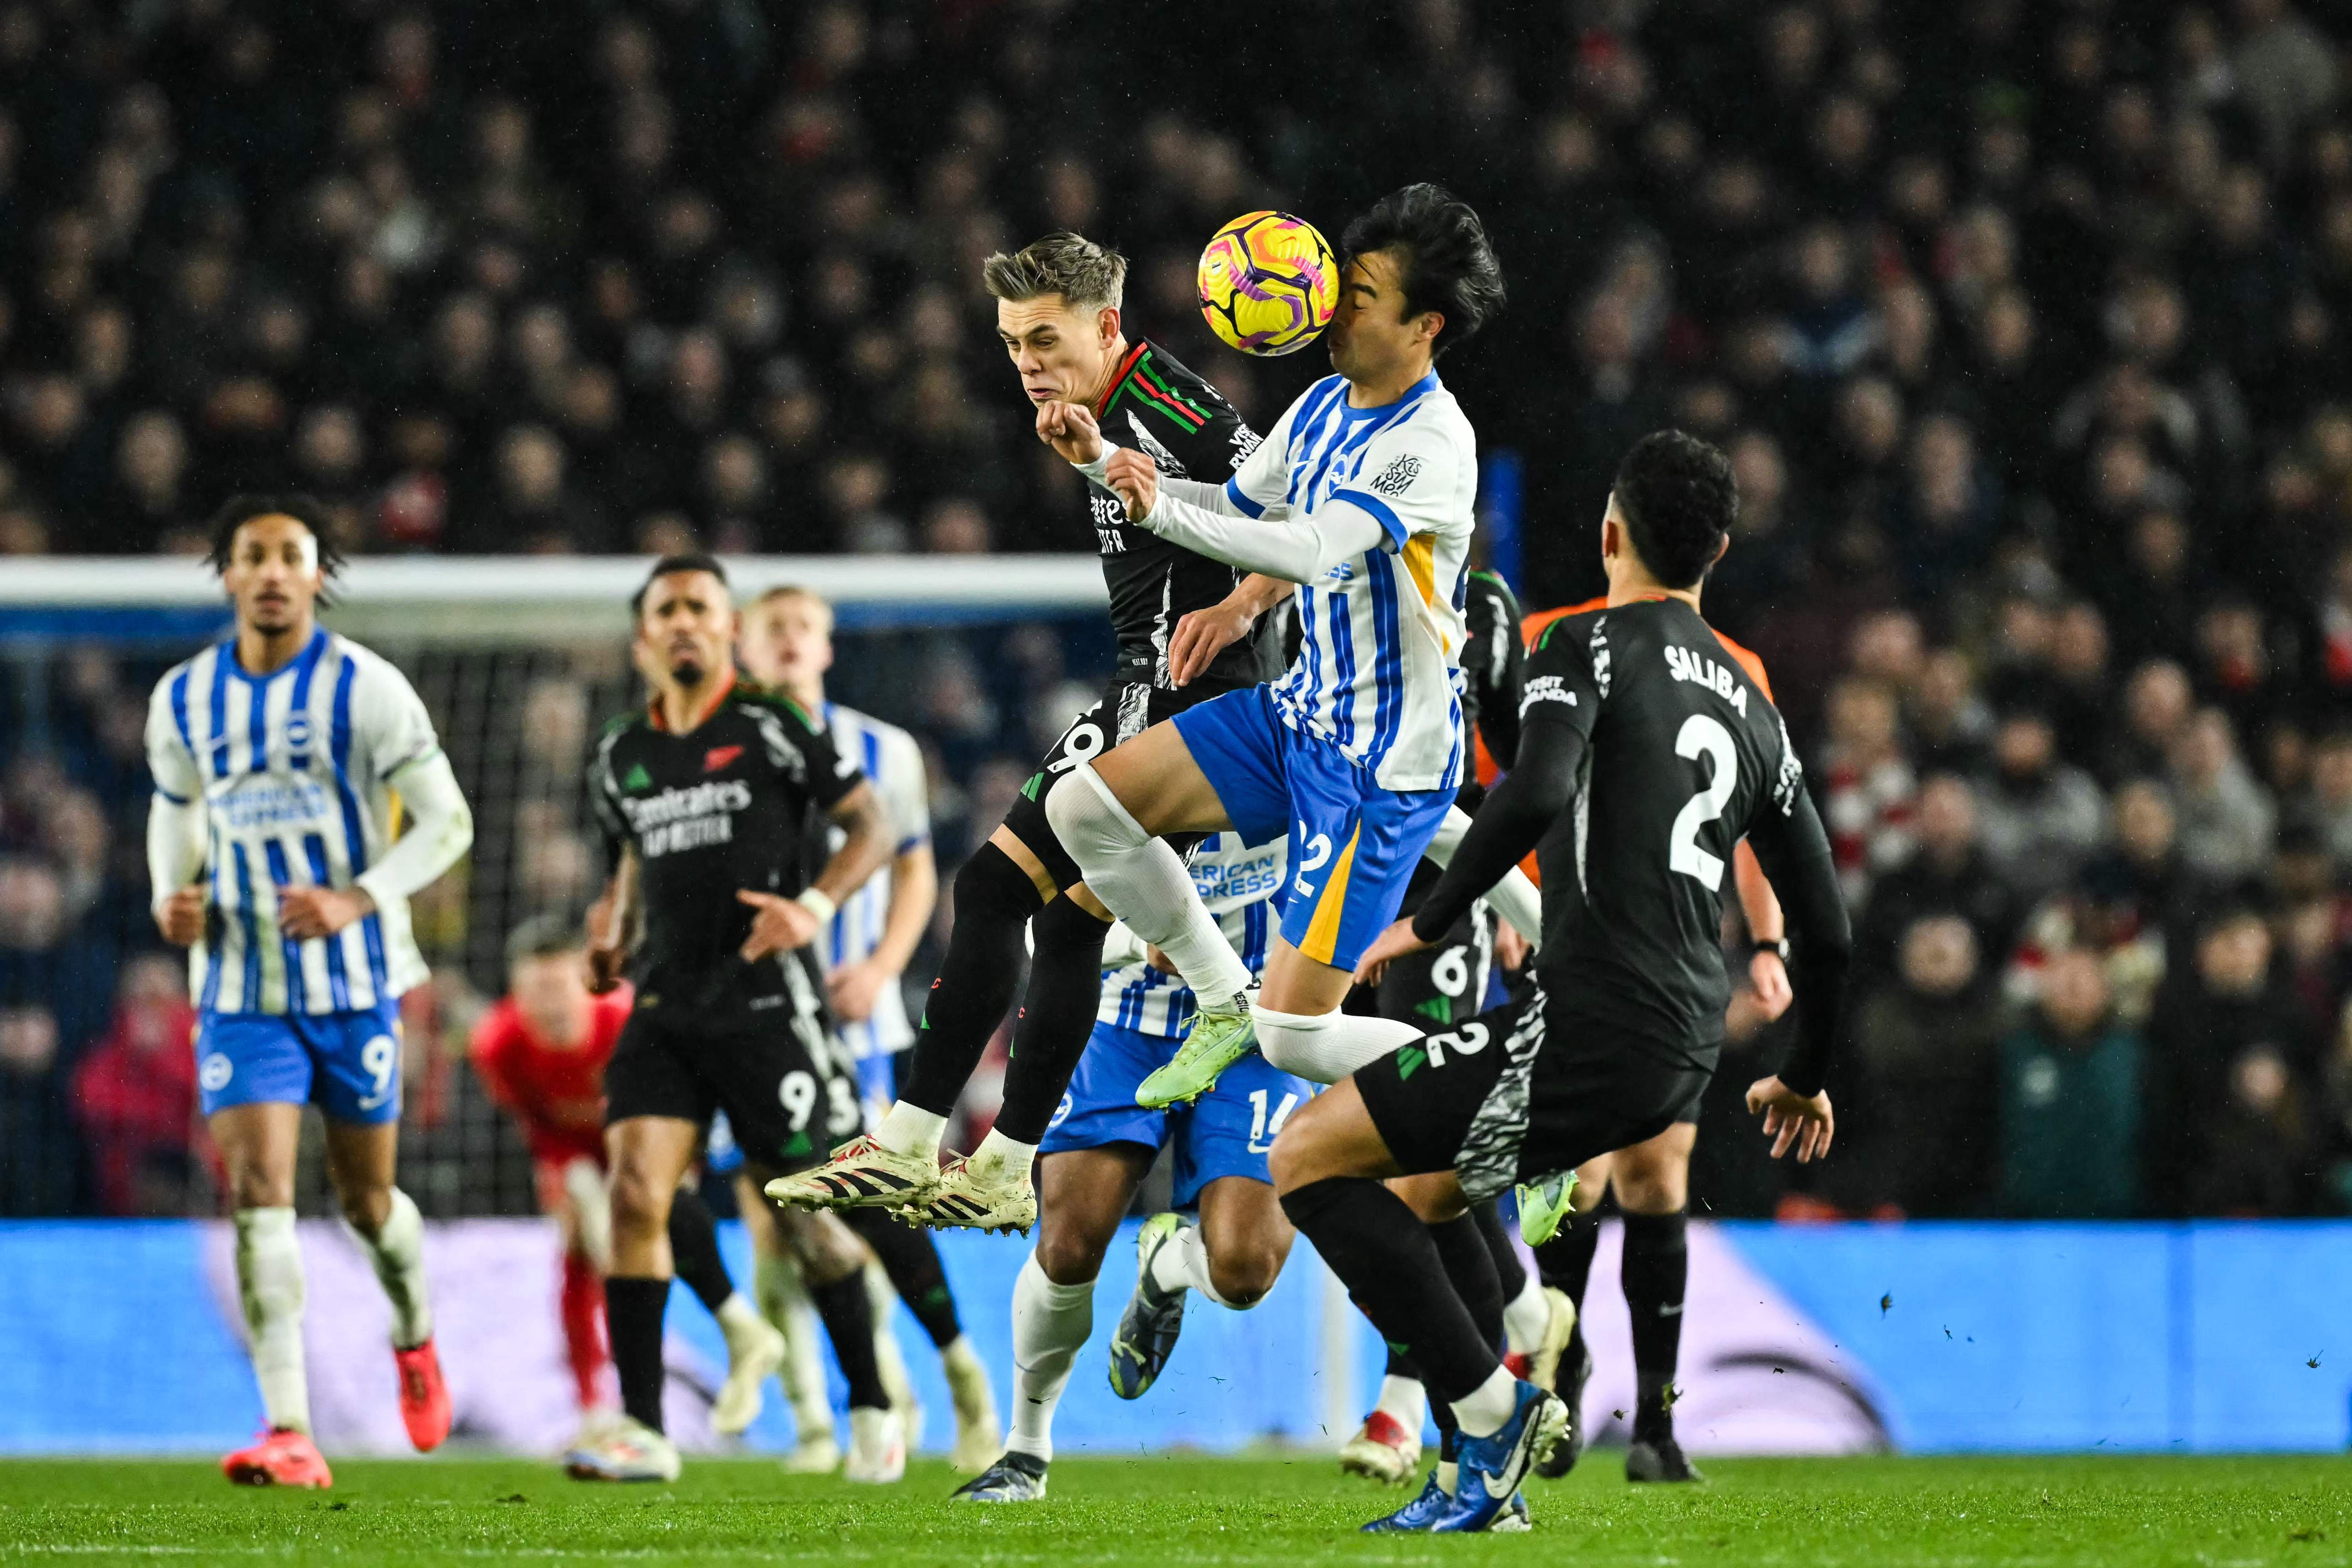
[[0, 1453, 2347, 1566]]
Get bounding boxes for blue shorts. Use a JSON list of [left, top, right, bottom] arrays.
[[1172, 686, 1455, 971], [195, 997, 404, 1125], [1040, 1021, 1311, 1209]]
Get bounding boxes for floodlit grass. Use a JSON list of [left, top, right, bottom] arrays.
[[0, 1451, 2345, 1565]]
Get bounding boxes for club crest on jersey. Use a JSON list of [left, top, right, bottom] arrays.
[[703, 745, 744, 773], [1663, 644, 1749, 715]]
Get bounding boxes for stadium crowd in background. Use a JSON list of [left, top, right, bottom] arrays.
[[6, 0, 2352, 1220]]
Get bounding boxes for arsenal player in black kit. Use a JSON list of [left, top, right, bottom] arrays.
[[1273, 432, 1851, 1534], [567, 554, 900, 1485], [770, 231, 1294, 1230]]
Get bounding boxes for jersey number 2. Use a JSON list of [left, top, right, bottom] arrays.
[[1668, 714, 1737, 890]]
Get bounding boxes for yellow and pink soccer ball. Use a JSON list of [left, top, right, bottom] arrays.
[[1197, 211, 1339, 356]]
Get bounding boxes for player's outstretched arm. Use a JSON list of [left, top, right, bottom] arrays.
[[1104, 447, 1387, 584], [1354, 717, 1585, 984], [830, 838, 935, 1023]]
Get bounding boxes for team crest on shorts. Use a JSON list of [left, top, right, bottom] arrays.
[[200, 1053, 233, 1092]]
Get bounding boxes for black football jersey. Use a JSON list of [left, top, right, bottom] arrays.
[[1459, 568, 1524, 775], [1522, 598, 1810, 1061], [1091, 339, 1285, 689], [590, 679, 863, 1013]]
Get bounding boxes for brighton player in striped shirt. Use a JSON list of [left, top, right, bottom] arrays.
[[146, 496, 475, 1488], [1035, 185, 1509, 1112], [738, 585, 1002, 1472]]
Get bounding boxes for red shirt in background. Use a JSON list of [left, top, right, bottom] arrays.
[[468, 985, 632, 1168]]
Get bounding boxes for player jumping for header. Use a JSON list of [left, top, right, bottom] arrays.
[[147, 495, 475, 1488]]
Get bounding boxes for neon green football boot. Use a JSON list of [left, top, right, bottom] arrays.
[[1135, 1000, 1258, 1109]]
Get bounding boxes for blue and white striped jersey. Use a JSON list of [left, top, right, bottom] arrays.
[[1223, 369, 1480, 793], [145, 629, 441, 1015], [817, 702, 930, 1059], [1097, 832, 1289, 1039]]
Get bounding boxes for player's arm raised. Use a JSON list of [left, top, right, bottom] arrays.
[[1738, 763, 1850, 1165]]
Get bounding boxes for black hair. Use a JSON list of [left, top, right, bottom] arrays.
[[505, 912, 584, 970], [205, 494, 346, 601], [1611, 430, 1738, 589], [631, 551, 730, 618], [1339, 183, 1506, 356]]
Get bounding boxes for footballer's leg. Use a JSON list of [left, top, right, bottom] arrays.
[[752, 1176, 900, 1481], [1272, 1078, 1562, 1535], [843, 1206, 1002, 1470], [734, 1174, 841, 1474], [1111, 1049, 1300, 1400], [210, 1097, 333, 1489], [569, 1113, 698, 1482], [664, 1180, 785, 1439], [953, 1143, 1150, 1503], [1530, 1154, 1608, 1478], [542, 1158, 614, 1443], [1612, 1122, 1704, 1484]]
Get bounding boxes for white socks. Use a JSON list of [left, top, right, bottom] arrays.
[[716, 1290, 768, 1349], [864, 1258, 918, 1421], [1452, 1364, 1520, 1438], [349, 1187, 432, 1349], [755, 1253, 833, 1441], [969, 1127, 1037, 1182], [1502, 1272, 1549, 1356], [1046, 764, 1252, 1007], [1007, 1253, 1094, 1462], [234, 1206, 309, 1434], [876, 1103, 947, 1160], [1253, 1006, 1422, 1084], [1147, 1220, 1234, 1308], [1375, 1372, 1428, 1433]]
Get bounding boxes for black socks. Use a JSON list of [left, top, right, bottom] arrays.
[[1471, 1198, 1529, 1305], [604, 1275, 670, 1432], [807, 1268, 890, 1411], [1621, 1210, 1688, 1442], [991, 895, 1113, 1145], [1281, 1177, 1501, 1404], [665, 1185, 734, 1314], [845, 1207, 964, 1349], [898, 843, 1047, 1118]]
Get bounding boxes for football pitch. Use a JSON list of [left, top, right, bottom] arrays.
[[0, 1454, 2347, 1567]]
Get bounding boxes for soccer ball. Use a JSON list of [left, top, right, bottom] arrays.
[[1197, 212, 1339, 357]]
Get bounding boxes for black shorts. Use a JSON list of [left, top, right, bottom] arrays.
[[605, 951, 862, 1173], [1002, 676, 1251, 893], [1376, 864, 1494, 1034], [1356, 981, 1711, 1203]]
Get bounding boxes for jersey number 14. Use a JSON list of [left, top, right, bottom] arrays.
[[1668, 714, 1738, 892]]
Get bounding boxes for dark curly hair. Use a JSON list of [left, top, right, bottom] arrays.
[[631, 551, 731, 618], [1339, 183, 1507, 356], [1612, 430, 1739, 590], [205, 494, 346, 602]]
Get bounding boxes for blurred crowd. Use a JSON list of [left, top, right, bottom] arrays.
[[10, 0, 2352, 1217]]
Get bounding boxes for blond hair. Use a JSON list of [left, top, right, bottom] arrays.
[[982, 231, 1127, 311]]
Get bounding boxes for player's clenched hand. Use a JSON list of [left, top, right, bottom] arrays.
[[1352, 918, 1435, 987], [1169, 599, 1255, 687], [828, 957, 888, 1022], [738, 889, 820, 961], [1036, 400, 1105, 465], [585, 938, 627, 994], [1493, 920, 1531, 974], [1747, 948, 1793, 1021], [1103, 447, 1159, 522], [154, 886, 206, 946], [1746, 1075, 1834, 1163], [277, 885, 373, 941]]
